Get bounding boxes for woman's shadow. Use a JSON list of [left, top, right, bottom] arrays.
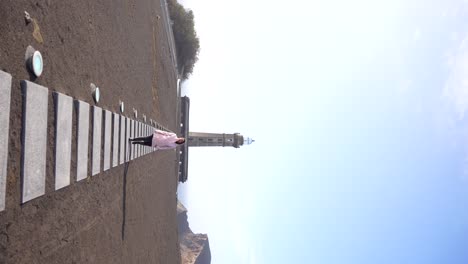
[[121, 143, 131, 240]]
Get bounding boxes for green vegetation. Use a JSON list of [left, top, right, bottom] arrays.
[[167, 0, 200, 80]]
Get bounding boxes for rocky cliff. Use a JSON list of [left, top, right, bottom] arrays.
[[177, 201, 211, 264]]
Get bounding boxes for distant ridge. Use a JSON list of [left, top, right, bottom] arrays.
[[177, 201, 211, 264]]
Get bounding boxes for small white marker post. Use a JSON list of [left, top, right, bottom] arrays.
[[25, 46, 44, 78], [120, 101, 125, 113], [91, 83, 100, 104]]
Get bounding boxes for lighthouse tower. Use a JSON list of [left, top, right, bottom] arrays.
[[188, 132, 254, 148], [178, 96, 254, 182]]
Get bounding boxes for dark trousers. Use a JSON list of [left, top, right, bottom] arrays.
[[131, 135, 153, 146]]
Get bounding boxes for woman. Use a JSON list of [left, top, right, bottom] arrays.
[[130, 129, 185, 150]]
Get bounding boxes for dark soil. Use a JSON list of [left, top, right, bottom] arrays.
[[0, 0, 180, 263]]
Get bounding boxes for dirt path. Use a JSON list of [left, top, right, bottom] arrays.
[[0, 0, 180, 263]]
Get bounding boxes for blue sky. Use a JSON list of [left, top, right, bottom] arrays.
[[177, 0, 468, 263]]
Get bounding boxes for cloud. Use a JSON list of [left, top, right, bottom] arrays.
[[442, 33, 468, 120], [438, 32, 468, 185]]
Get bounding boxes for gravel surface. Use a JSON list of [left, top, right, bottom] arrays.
[[0, 0, 180, 263]]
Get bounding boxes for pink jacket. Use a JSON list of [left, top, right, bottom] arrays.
[[152, 129, 178, 150]]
